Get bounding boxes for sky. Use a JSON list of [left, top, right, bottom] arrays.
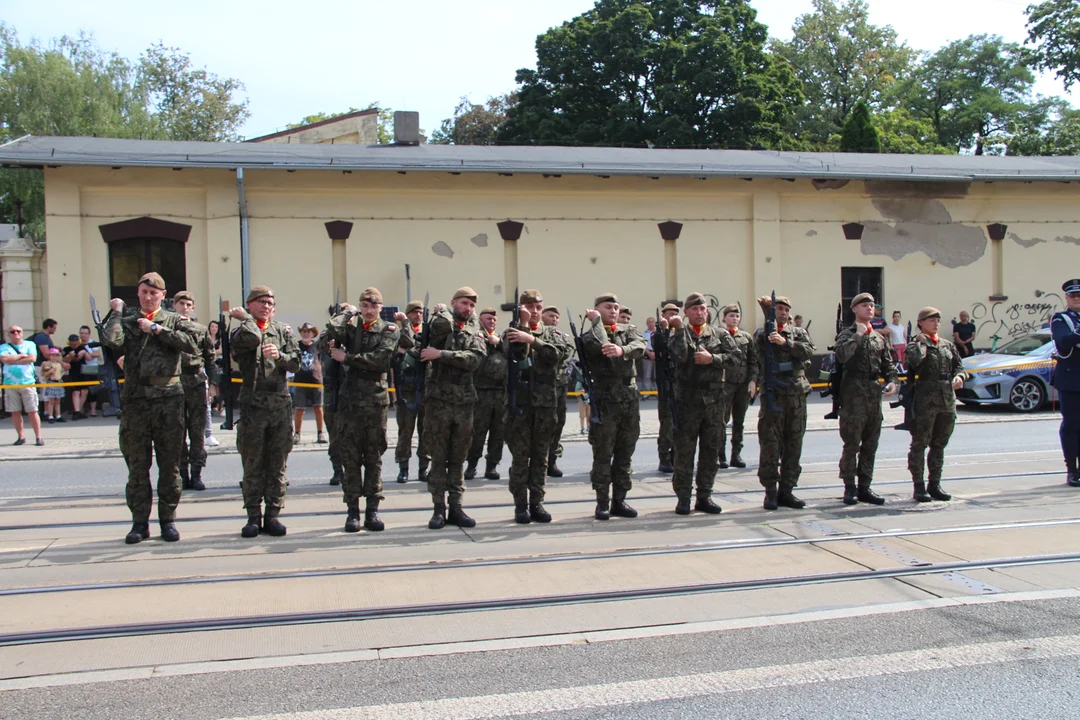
[[4, 0, 1075, 139]]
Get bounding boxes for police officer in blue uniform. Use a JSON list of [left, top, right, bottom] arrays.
[[1051, 278, 1080, 487]]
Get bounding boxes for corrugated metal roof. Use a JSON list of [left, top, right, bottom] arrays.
[[2, 135, 1080, 182]]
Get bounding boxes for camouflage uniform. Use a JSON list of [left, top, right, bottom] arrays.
[[103, 304, 198, 531], [547, 330, 572, 472], [753, 321, 815, 493], [581, 315, 646, 510], [655, 326, 677, 470], [232, 310, 300, 525], [506, 323, 574, 513], [834, 323, 898, 489], [317, 331, 345, 483], [670, 321, 733, 508], [469, 328, 507, 476], [718, 326, 756, 466], [327, 307, 400, 529], [179, 320, 214, 485], [392, 322, 427, 477], [905, 334, 963, 489]]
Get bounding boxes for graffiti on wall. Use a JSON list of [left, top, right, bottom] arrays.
[[959, 290, 1062, 349]]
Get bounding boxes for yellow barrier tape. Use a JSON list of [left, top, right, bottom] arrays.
[[0, 380, 105, 389]]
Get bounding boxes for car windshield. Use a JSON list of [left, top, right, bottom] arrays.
[[992, 335, 1050, 356]]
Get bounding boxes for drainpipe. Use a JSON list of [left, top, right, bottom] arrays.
[[236, 168, 250, 302]]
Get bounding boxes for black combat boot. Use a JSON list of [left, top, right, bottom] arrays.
[[843, 480, 858, 505], [263, 510, 287, 537], [514, 502, 531, 524], [777, 490, 806, 509], [484, 461, 500, 480], [675, 497, 692, 515], [658, 454, 674, 474], [1069, 457, 1080, 487], [429, 502, 447, 530], [364, 497, 385, 532], [547, 453, 563, 478], [344, 499, 361, 533], [730, 449, 747, 469], [913, 480, 932, 503], [241, 513, 261, 538], [610, 490, 638, 518], [330, 468, 342, 486], [718, 449, 729, 470], [464, 459, 478, 480], [695, 495, 723, 514], [928, 480, 952, 502], [180, 464, 191, 490], [397, 462, 409, 483], [125, 521, 150, 544], [189, 465, 205, 491], [418, 459, 430, 482], [447, 502, 476, 528], [159, 520, 180, 542], [857, 479, 885, 505], [595, 490, 611, 520], [763, 488, 779, 510], [530, 500, 552, 523]]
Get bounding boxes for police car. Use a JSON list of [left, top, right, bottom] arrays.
[[958, 330, 1058, 412]]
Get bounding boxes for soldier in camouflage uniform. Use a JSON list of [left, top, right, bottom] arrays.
[[465, 307, 507, 481], [420, 287, 485, 529], [834, 292, 899, 505], [391, 299, 428, 483], [230, 285, 300, 538], [753, 295, 815, 511], [172, 291, 214, 493], [655, 303, 680, 474], [504, 291, 574, 523], [668, 292, 733, 515], [327, 287, 404, 532], [318, 303, 346, 486], [905, 307, 965, 503], [718, 304, 756, 470], [103, 272, 199, 544], [580, 293, 646, 520], [543, 306, 572, 478]]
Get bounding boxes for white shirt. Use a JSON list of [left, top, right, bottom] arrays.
[[886, 322, 906, 345]]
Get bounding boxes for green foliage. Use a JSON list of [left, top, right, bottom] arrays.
[[286, 103, 395, 144], [1007, 98, 1080, 155], [1025, 0, 1080, 89], [497, 0, 803, 149], [430, 93, 515, 145], [874, 109, 955, 154], [839, 101, 880, 152]]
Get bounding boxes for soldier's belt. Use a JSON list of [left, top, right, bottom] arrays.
[[349, 370, 384, 381], [138, 376, 181, 387], [252, 381, 286, 393], [594, 377, 634, 387]]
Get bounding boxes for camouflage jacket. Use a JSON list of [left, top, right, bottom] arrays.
[[718, 328, 756, 385], [326, 311, 400, 408], [905, 335, 964, 412], [752, 323, 815, 396], [475, 328, 508, 391], [316, 329, 343, 411], [505, 323, 574, 408], [835, 323, 898, 391], [423, 310, 485, 405], [670, 322, 735, 404], [230, 310, 300, 410], [179, 320, 215, 390], [392, 322, 425, 394], [102, 307, 199, 400], [580, 317, 646, 404]]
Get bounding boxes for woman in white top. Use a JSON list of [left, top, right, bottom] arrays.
[[886, 311, 907, 366], [77, 325, 102, 417]]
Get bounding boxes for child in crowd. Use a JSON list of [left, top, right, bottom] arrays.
[[40, 347, 68, 423]]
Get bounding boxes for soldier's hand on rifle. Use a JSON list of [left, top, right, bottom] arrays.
[[601, 343, 624, 358], [913, 333, 927, 344], [768, 331, 787, 346], [485, 333, 500, 346], [952, 375, 965, 391], [394, 312, 407, 324], [645, 349, 655, 360], [855, 322, 870, 335], [434, 303, 446, 314], [506, 329, 535, 345], [748, 380, 757, 400], [109, 298, 124, 312], [694, 349, 713, 365], [669, 316, 683, 329], [229, 307, 248, 320], [262, 343, 280, 360], [585, 309, 600, 321], [136, 317, 155, 334], [341, 303, 358, 314], [658, 317, 669, 330], [883, 382, 897, 396], [330, 343, 347, 363], [420, 347, 442, 362]]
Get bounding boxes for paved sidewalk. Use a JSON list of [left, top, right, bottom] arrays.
[[0, 397, 1060, 462]]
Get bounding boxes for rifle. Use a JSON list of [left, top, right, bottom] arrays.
[[409, 292, 430, 411], [506, 287, 524, 416], [821, 302, 844, 420], [567, 307, 602, 424], [218, 296, 235, 430], [891, 319, 914, 431], [89, 295, 123, 417], [323, 289, 343, 414], [653, 306, 679, 431], [759, 290, 787, 414]]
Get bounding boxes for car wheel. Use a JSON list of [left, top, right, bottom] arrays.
[[1008, 378, 1045, 412]]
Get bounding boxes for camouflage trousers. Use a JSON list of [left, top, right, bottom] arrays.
[[469, 388, 506, 465], [338, 404, 388, 502], [426, 398, 473, 504], [720, 381, 751, 456], [673, 398, 724, 500], [907, 403, 956, 482], [179, 379, 208, 469], [507, 406, 558, 503], [548, 387, 567, 460], [119, 395, 185, 523], [394, 394, 427, 464], [757, 392, 808, 491], [838, 383, 884, 482], [657, 395, 673, 459], [589, 397, 640, 497], [236, 401, 292, 515], [325, 408, 343, 477]]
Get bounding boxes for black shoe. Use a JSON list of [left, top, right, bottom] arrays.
[[364, 502, 385, 532], [484, 462, 500, 480], [241, 515, 261, 538], [695, 496, 723, 514], [675, 497, 692, 515], [447, 504, 476, 528], [658, 458, 674, 474], [777, 491, 806, 509], [189, 467, 205, 491], [54, 416, 66, 423], [546, 462, 563, 478], [595, 500, 611, 521], [397, 462, 409, 483], [464, 460, 478, 480], [344, 503, 361, 533], [857, 485, 885, 505], [330, 471, 342, 486], [13, 437, 25, 446], [1068, 471, 1080, 488], [843, 482, 858, 505], [928, 482, 952, 501], [530, 502, 552, 523], [730, 452, 746, 469], [514, 503, 531, 524], [429, 503, 447, 530], [610, 499, 638, 518], [125, 522, 150, 544], [718, 456, 729, 469], [159, 521, 180, 542], [263, 516, 287, 537], [763, 489, 779, 510], [913, 481, 932, 503], [418, 461, 429, 482], [180, 464, 191, 490]]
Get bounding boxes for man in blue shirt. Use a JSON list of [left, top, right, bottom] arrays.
[[1051, 278, 1080, 486], [1, 325, 44, 446]]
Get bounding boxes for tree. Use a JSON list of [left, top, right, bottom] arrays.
[[1007, 98, 1080, 155], [286, 103, 395, 144], [497, 0, 803, 149], [1025, 0, 1080, 90], [839, 101, 880, 152], [874, 109, 954, 154], [430, 93, 515, 145], [771, 0, 915, 149]]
